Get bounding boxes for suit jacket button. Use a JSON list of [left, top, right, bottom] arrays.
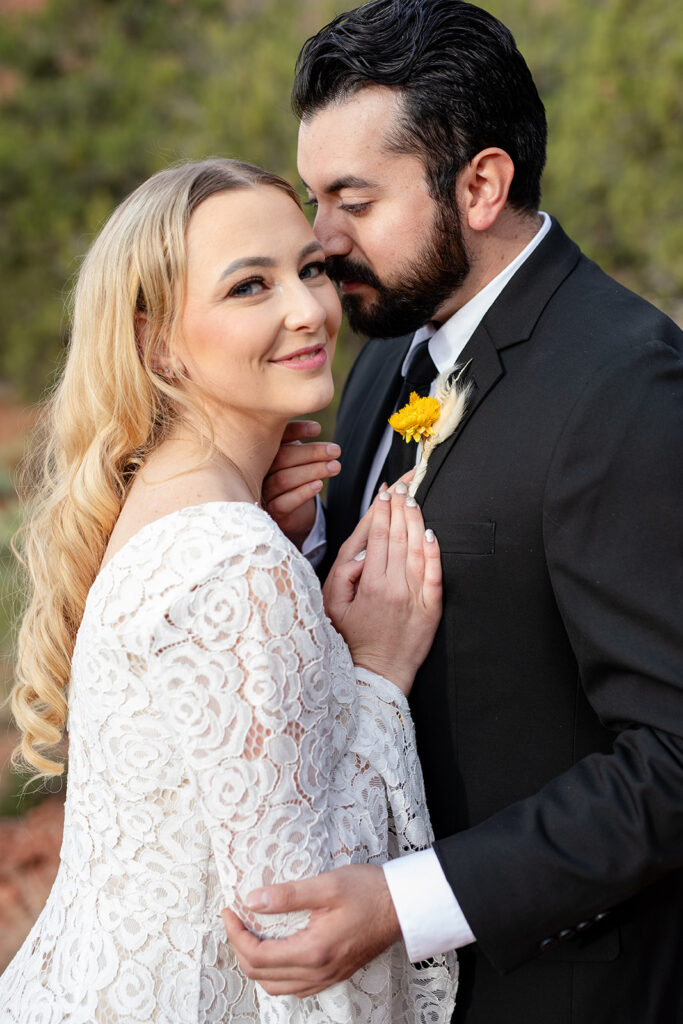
[[539, 938, 556, 952], [558, 928, 574, 941], [576, 920, 592, 932], [594, 911, 610, 922]]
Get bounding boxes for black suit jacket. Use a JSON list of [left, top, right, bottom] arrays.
[[326, 220, 683, 1024]]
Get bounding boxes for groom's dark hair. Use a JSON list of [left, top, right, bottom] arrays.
[[292, 0, 547, 213]]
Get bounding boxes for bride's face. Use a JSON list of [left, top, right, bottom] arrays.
[[176, 185, 341, 429]]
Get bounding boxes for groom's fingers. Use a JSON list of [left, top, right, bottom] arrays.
[[263, 442, 341, 515], [279, 419, 322, 443], [266, 440, 341, 480], [221, 865, 400, 997], [221, 910, 330, 994]]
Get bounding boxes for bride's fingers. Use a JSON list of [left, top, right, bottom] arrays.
[[385, 487, 409, 590], [404, 495, 426, 593], [334, 502, 374, 565], [360, 490, 391, 582], [421, 528, 442, 612], [382, 468, 416, 496], [322, 555, 365, 615]]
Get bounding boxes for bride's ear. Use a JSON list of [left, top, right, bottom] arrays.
[[135, 312, 186, 379]]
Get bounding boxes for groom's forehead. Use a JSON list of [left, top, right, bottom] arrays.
[[297, 115, 429, 203], [297, 87, 402, 174]]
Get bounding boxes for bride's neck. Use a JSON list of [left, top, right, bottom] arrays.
[[164, 413, 283, 503]]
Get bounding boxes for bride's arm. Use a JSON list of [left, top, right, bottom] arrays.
[[150, 544, 339, 941]]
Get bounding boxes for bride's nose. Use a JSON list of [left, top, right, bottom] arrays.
[[283, 280, 327, 333]]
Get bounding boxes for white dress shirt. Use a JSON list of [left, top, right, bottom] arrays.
[[305, 214, 551, 960]]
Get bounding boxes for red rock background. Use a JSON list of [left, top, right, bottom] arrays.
[[0, 390, 62, 972], [0, 731, 65, 971]]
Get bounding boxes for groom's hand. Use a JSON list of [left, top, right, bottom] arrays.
[[263, 420, 341, 550], [221, 864, 401, 997]]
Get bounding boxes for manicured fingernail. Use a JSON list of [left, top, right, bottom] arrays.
[[425, 529, 436, 543], [354, 549, 367, 562], [395, 481, 408, 494], [246, 889, 270, 910], [311, 479, 323, 493], [326, 443, 341, 456], [327, 460, 341, 472], [378, 490, 391, 502], [304, 422, 321, 435], [406, 496, 417, 507]]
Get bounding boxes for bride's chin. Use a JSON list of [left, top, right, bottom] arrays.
[[303, 378, 335, 415]]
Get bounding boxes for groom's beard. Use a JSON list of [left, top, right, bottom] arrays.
[[326, 202, 471, 338]]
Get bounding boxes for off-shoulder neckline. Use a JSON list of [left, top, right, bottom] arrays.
[[96, 500, 271, 584]]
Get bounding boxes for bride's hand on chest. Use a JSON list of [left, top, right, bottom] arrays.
[[322, 483, 442, 695]]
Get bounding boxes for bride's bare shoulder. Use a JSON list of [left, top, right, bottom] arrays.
[[101, 441, 251, 570]]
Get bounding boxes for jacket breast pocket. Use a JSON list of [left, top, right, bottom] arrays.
[[428, 520, 496, 555]]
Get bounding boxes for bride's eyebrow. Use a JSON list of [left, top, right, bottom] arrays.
[[217, 242, 323, 284], [299, 241, 325, 260], [218, 256, 275, 282]]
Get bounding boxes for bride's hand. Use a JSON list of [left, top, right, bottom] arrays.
[[323, 484, 442, 695]]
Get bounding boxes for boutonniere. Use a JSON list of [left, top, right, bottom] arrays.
[[389, 362, 472, 496]]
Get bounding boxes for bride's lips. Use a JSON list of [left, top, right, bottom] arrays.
[[271, 343, 328, 370]]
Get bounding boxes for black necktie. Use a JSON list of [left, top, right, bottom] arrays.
[[377, 340, 437, 491]]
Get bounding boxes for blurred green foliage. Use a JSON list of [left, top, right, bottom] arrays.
[[0, 0, 681, 409], [0, 0, 681, 818], [0, 0, 358, 412]]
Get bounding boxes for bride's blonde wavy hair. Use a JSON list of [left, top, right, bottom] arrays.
[[11, 158, 301, 779]]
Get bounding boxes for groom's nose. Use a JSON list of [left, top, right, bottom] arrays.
[[312, 208, 353, 259]]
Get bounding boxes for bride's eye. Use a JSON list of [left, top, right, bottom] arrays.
[[229, 277, 265, 298], [300, 261, 327, 281]]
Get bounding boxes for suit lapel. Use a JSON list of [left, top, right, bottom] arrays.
[[416, 218, 581, 504], [416, 325, 502, 504]]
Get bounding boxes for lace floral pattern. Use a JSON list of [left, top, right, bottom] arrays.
[[0, 503, 457, 1022]]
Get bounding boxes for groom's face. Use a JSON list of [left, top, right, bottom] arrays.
[[297, 85, 471, 337]]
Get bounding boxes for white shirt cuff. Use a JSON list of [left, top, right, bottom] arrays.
[[301, 496, 326, 567], [383, 848, 475, 961]]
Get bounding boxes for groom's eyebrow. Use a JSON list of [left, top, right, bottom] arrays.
[[301, 175, 378, 194]]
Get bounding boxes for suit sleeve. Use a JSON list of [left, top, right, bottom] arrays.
[[432, 338, 683, 972]]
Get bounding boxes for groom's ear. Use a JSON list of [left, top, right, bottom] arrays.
[[460, 148, 515, 232]]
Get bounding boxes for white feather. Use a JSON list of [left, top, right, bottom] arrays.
[[408, 363, 472, 497]]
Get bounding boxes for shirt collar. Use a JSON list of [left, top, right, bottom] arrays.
[[403, 212, 551, 375]]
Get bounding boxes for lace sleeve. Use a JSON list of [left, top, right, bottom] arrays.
[[352, 668, 433, 855], [150, 545, 340, 940]]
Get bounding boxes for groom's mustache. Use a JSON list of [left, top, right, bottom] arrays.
[[325, 256, 383, 291]]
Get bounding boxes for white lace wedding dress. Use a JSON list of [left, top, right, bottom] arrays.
[[0, 502, 457, 1023]]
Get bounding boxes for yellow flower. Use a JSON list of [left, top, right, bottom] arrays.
[[389, 392, 442, 443]]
